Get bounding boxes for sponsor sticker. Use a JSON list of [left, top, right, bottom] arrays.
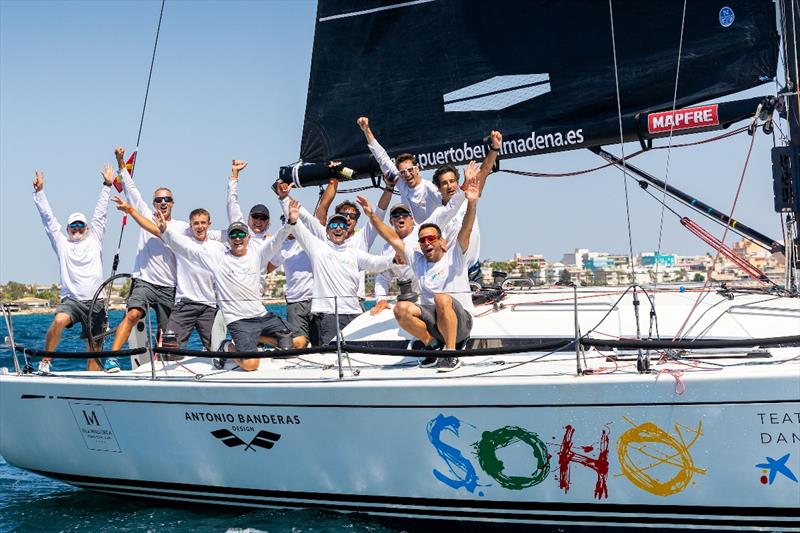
[[69, 402, 121, 452], [719, 7, 735, 27], [647, 105, 719, 135]]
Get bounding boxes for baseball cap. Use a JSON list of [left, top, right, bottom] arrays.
[[67, 212, 87, 225], [389, 203, 412, 216], [326, 213, 348, 226], [249, 204, 270, 218], [227, 221, 249, 236]]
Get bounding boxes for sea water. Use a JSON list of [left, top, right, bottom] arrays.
[[0, 307, 400, 533]]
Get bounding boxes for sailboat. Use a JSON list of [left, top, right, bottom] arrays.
[[1, 1, 799, 530]]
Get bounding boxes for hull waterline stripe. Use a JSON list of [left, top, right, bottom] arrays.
[[51, 395, 800, 409], [28, 469, 799, 522], [58, 483, 797, 528]]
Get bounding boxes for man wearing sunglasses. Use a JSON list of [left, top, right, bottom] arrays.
[[370, 185, 469, 317], [227, 159, 272, 240], [357, 172, 482, 372], [284, 199, 394, 347], [358, 116, 441, 223], [32, 165, 114, 373], [277, 179, 393, 302], [161, 218, 305, 371], [110, 147, 189, 365]]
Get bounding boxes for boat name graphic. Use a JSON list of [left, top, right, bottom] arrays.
[[184, 411, 301, 425]]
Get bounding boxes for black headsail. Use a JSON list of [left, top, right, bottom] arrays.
[[280, 0, 778, 186]]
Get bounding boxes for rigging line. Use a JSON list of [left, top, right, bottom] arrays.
[[653, 0, 688, 301], [673, 128, 758, 340], [503, 126, 749, 178], [136, 0, 166, 148], [792, 0, 800, 123], [607, 0, 636, 281]]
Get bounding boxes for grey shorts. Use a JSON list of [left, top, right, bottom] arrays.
[[55, 297, 107, 340], [227, 314, 301, 353], [165, 299, 218, 350], [311, 312, 358, 347], [286, 299, 312, 340], [127, 279, 175, 332], [419, 297, 473, 345]]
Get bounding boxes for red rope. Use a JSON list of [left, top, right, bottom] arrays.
[[673, 129, 758, 339], [680, 217, 771, 285]]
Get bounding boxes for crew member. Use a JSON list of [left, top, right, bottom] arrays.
[[285, 199, 394, 346], [160, 217, 306, 371], [113, 199, 220, 351], [358, 170, 482, 372], [32, 166, 114, 373], [110, 147, 188, 362]]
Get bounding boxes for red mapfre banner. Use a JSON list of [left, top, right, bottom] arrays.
[[647, 104, 719, 134]]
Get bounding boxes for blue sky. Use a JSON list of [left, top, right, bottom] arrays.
[[0, 0, 788, 284]]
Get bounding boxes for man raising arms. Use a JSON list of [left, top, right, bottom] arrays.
[[32, 166, 114, 372], [357, 170, 482, 372], [110, 147, 188, 361]]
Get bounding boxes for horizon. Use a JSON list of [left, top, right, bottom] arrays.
[[0, 0, 788, 285]]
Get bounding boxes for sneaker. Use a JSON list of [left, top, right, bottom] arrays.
[[414, 339, 441, 368], [436, 357, 462, 373], [37, 359, 51, 374], [212, 357, 227, 370], [102, 357, 121, 373]]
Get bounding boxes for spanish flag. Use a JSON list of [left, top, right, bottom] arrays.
[[113, 151, 137, 192]]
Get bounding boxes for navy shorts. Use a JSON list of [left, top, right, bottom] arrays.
[[419, 296, 473, 345], [227, 314, 301, 353], [165, 299, 218, 350]]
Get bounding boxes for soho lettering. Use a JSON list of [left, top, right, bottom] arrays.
[[426, 414, 705, 498]]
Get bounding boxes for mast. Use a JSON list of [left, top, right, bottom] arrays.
[[774, 0, 800, 291]]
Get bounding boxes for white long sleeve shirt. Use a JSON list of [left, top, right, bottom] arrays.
[[367, 138, 441, 222], [33, 185, 111, 301], [119, 169, 187, 287], [162, 225, 290, 325], [374, 233, 418, 298], [269, 239, 313, 303], [291, 219, 393, 315], [281, 197, 385, 298], [173, 231, 218, 306]]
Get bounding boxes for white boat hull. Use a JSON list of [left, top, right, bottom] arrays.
[[2, 356, 798, 531]]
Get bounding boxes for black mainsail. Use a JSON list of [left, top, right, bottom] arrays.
[[281, 0, 778, 185]]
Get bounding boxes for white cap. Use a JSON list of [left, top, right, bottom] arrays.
[[67, 212, 87, 225]]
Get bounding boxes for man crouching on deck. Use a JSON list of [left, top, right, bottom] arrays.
[[158, 216, 306, 371], [356, 171, 481, 372]]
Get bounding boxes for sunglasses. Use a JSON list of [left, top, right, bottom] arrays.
[[68, 221, 86, 230], [398, 167, 417, 176], [153, 196, 173, 204], [418, 234, 439, 245], [390, 211, 411, 219], [338, 212, 359, 221], [228, 230, 248, 240], [328, 221, 348, 230], [250, 214, 269, 221]]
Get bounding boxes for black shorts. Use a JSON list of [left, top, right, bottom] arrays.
[[165, 299, 218, 350], [227, 314, 301, 353], [311, 312, 358, 347], [127, 279, 175, 332], [54, 297, 107, 340], [419, 297, 473, 345], [286, 299, 312, 340]]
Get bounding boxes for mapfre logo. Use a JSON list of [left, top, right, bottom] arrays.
[[647, 105, 719, 134]]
